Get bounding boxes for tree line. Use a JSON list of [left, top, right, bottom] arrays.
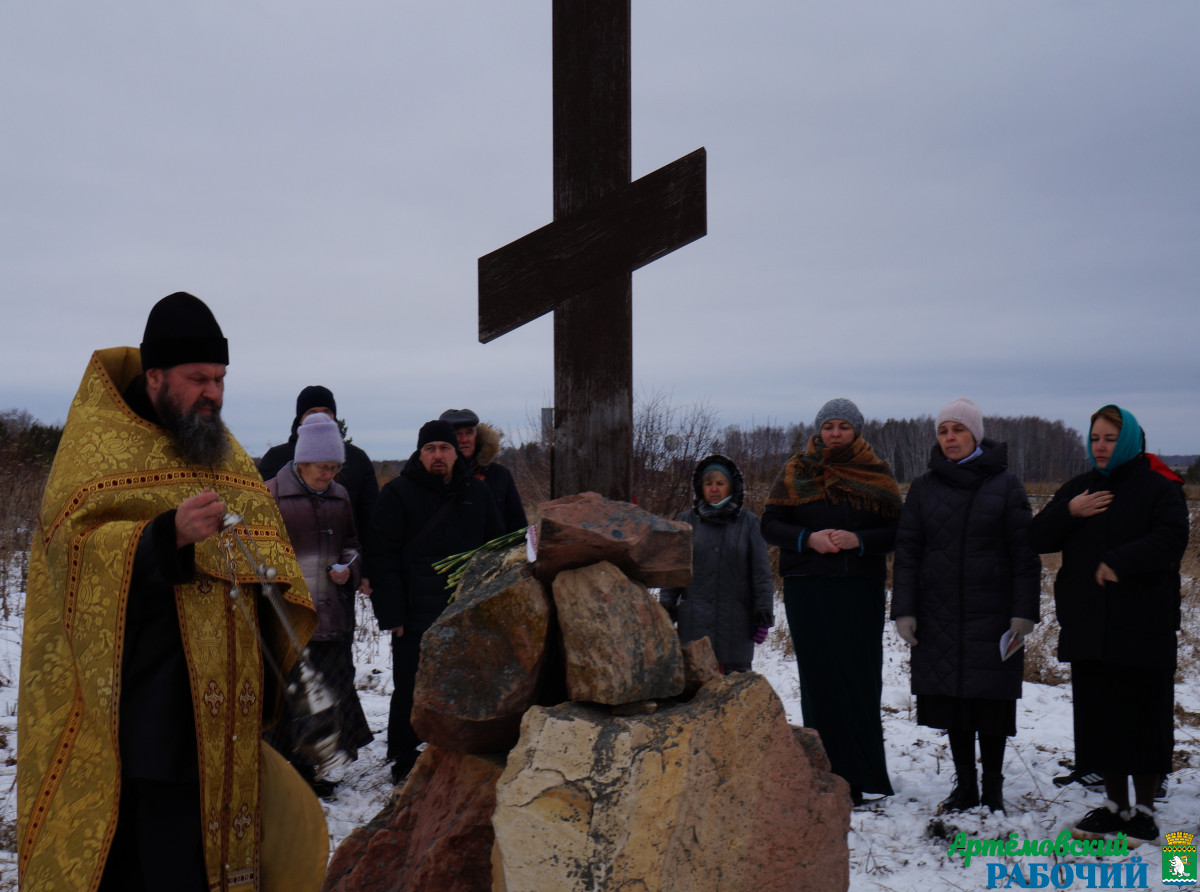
[[502, 395, 1093, 521], [0, 410, 63, 615]]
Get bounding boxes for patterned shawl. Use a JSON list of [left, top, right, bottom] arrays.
[[18, 347, 316, 891], [765, 435, 902, 518]]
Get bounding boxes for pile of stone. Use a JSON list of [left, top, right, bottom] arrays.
[[322, 492, 850, 892]]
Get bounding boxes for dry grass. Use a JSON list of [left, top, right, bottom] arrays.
[[1022, 588, 1070, 686]]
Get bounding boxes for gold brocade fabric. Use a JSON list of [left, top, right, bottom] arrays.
[[17, 347, 316, 891]]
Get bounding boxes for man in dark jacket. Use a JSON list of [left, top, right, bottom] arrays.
[[368, 419, 503, 780], [439, 408, 527, 533], [259, 385, 380, 591]]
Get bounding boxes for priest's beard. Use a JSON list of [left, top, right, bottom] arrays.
[[156, 381, 230, 467]]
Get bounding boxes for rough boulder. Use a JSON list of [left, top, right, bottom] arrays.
[[492, 671, 850, 892]]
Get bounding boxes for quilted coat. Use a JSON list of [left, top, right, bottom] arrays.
[[892, 440, 1041, 700], [267, 464, 361, 641], [659, 456, 775, 665]]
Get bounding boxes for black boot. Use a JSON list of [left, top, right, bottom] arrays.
[[940, 730, 980, 813], [981, 774, 1005, 813], [938, 777, 979, 813]]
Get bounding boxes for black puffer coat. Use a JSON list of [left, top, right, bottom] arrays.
[[367, 452, 503, 631], [892, 440, 1041, 700], [1028, 455, 1188, 669], [659, 456, 775, 665]]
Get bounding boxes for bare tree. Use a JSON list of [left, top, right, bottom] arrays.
[[0, 410, 59, 617], [631, 389, 720, 519], [714, 421, 795, 516]]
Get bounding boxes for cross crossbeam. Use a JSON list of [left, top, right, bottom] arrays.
[[478, 0, 706, 501]]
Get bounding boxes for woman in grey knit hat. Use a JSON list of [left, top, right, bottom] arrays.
[[761, 398, 902, 806]]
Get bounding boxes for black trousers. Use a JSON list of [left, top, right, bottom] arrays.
[[388, 614, 437, 768]]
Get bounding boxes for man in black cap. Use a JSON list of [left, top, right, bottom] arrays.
[[258, 385, 380, 593], [439, 407, 527, 533], [17, 292, 325, 891], [367, 420, 503, 781]]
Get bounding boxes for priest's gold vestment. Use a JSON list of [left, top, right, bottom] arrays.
[[17, 347, 317, 891]]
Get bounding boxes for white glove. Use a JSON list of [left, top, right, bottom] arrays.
[[895, 616, 918, 646], [1010, 617, 1035, 637]]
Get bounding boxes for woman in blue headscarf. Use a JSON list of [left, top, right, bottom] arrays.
[[1029, 405, 1188, 848]]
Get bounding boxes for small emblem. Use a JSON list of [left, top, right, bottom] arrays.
[[1165, 831, 1198, 886]]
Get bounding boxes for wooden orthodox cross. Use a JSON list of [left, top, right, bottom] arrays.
[[478, 0, 706, 502]]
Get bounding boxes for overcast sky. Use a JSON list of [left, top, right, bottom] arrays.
[[3, 2, 1197, 462]]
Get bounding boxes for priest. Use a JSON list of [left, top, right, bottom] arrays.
[[18, 292, 326, 891]]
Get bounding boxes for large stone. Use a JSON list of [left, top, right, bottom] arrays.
[[534, 491, 692, 587], [492, 671, 851, 892], [680, 636, 722, 698], [413, 547, 553, 754], [322, 745, 503, 892], [552, 561, 684, 705]]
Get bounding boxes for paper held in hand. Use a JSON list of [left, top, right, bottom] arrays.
[[1000, 628, 1025, 662]]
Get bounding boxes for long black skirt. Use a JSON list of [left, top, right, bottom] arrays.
[[784, 575, 894, 795], [916, 694, 1017, 737], [1072, 660, 1174, 776], [265, 639, 374, 770]]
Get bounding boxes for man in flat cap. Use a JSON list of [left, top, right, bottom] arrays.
[[17, 292, 325, 891], [439, 407, 527, 533]]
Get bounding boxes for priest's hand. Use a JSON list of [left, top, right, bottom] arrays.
[[176, 489, 227, 548]]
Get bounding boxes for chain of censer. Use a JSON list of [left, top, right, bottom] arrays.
[[217, 510, 347, 776]]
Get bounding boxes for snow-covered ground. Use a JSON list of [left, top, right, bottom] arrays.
[[1, 589, 1197, 890]]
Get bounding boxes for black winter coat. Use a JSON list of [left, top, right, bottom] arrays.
[[1028, 455, 1188, 669], [761, 493, 897, 581], [469, 423, 527, 533], [367, 453, 503, 631], [472, 462, 526, 534], [892, 441, 1041, 700]]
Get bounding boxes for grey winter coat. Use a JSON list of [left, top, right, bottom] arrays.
[[267, 464, 361, 641], [892, 440, 1041, 700], [659, 456, 775, 665]]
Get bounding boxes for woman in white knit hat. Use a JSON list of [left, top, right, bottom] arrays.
[[892, 398, 1040, 814]]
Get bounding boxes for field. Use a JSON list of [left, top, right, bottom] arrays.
[[0, 505, 1196, 889]]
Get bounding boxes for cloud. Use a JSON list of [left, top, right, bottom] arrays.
[[3, 1, 1197, 461]]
